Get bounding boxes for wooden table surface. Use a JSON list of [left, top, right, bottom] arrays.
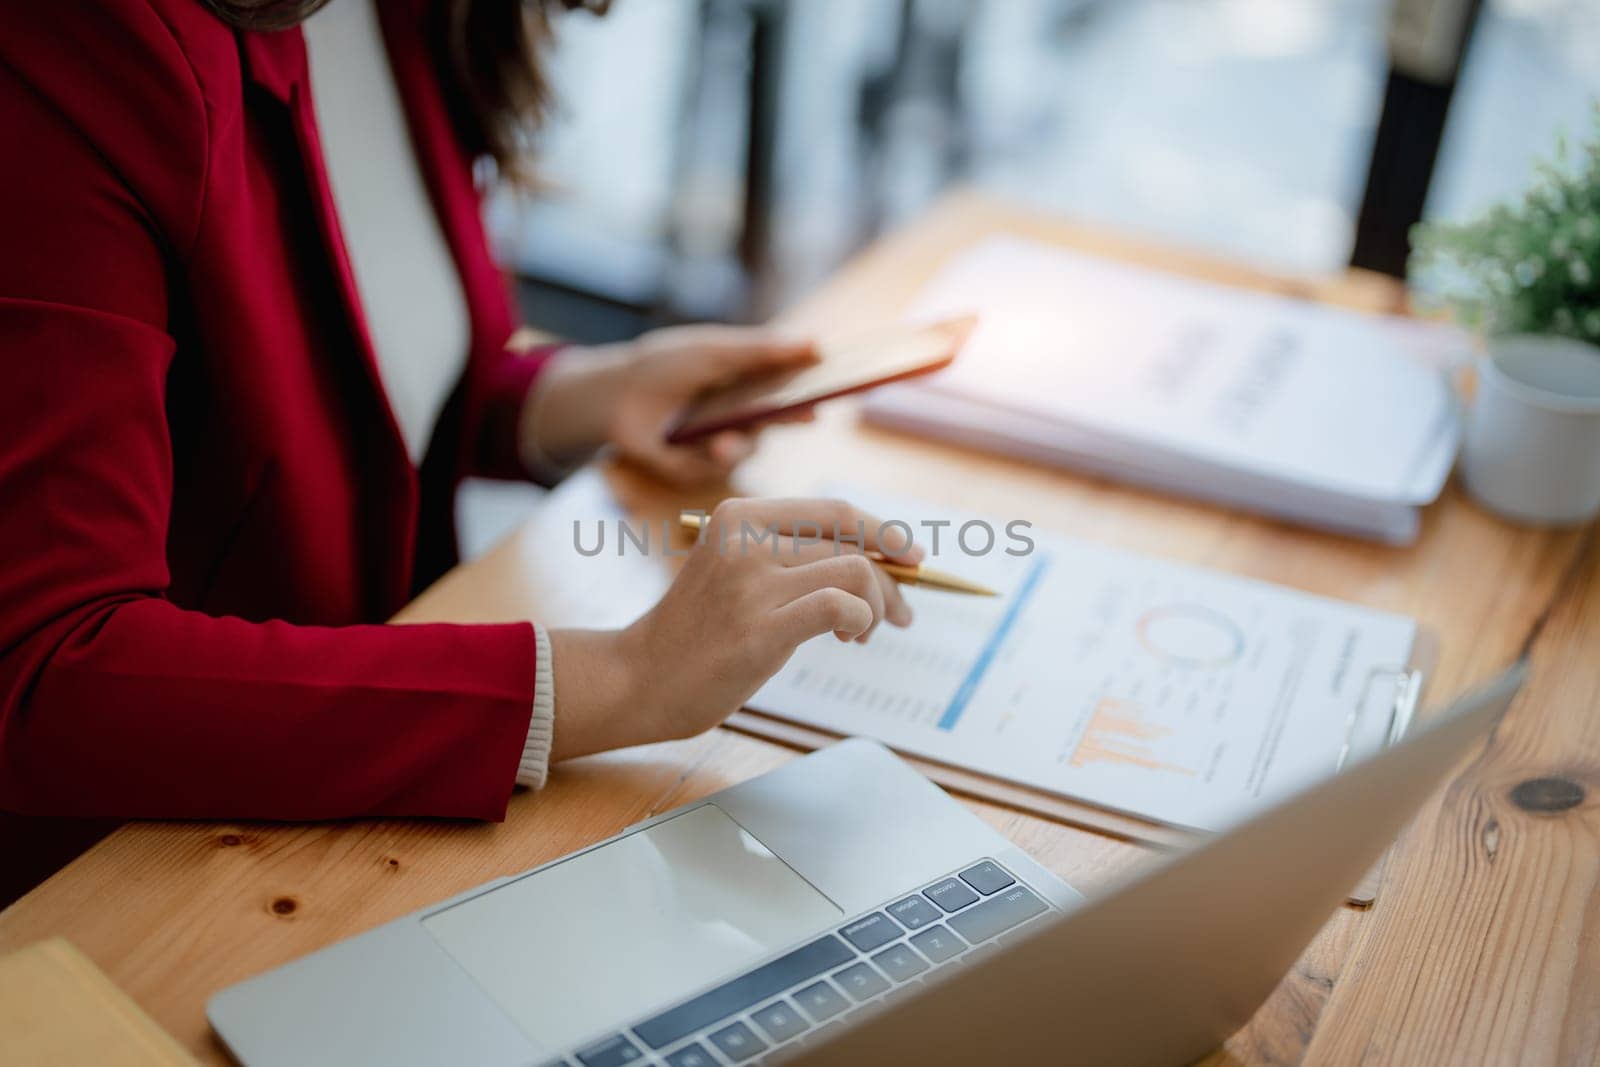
[[2, 192, 1596, 1066]]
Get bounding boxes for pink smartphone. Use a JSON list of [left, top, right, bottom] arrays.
[[666, 315, 976, 445]]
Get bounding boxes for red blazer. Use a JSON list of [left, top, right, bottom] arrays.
[[0, 0, 555, 842]]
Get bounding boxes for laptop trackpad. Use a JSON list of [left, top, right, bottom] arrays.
[[421, 804, 842, 1052]]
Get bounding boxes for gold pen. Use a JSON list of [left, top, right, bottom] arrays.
[[678, 512, 998, 597]]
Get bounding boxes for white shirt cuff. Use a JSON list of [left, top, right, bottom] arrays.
[[516, 624, 556, 788]]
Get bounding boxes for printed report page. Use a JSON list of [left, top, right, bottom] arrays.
[[749, 491, 1417, 832]]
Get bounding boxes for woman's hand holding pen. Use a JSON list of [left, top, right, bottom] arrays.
[[523, 325, 819, 486], [547, 499, 921, 762]]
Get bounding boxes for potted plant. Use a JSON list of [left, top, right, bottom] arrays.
[[1407, 108, 1600, 526], [1409, 108, 1600, 343]]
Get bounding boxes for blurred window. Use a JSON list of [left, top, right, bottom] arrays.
[[1425, 0, 1600, 222], [490, 0, 1600, 333]]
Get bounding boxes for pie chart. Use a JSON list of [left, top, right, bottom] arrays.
[[1135, 604, 1245, 668]]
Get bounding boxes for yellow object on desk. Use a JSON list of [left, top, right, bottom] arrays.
[[0, 938, 198, 1066], [678, 510, 998, 596]]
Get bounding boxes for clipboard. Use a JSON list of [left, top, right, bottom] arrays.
[[728, 627, 1438, 907]]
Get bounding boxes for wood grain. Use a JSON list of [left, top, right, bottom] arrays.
[[1305, 528, 1600, 1066], [2, 190, 1594, 1066]]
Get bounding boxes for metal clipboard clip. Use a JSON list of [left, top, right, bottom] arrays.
[[1335, 666, 1424, 772]]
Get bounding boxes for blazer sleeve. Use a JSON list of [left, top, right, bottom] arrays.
[[0, 8, 536, 821], [462, 336, 567, 484]]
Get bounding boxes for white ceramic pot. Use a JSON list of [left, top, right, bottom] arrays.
[[1461, 334, 1600, 525]]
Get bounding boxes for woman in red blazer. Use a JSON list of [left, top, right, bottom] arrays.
[[0, 0, 917, 901]]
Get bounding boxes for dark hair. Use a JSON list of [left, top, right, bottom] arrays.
[[200, 0, 603, 181]]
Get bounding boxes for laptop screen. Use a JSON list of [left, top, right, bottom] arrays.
[[421, 804, 842, 1054]]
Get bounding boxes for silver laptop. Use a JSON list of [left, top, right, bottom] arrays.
[[209, 666, 1524, 1067]]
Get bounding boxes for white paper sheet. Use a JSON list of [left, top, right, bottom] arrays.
[[749, 491, 1418, 833]]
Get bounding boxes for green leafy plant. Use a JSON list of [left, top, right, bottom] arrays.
[[1409, 106, 1600, 342]]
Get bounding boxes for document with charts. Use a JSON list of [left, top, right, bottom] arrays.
[[748, 493, 1419, 833]]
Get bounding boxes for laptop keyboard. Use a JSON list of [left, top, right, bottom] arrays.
[[546, 859, 1051, 1067]]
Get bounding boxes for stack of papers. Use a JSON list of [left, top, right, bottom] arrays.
[[864, 238, 1464, 543]]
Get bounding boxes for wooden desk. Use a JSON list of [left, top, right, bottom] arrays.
[[2, 192, 1595, 1065]]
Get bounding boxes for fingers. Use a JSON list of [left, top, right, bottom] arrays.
[[782, 554, 884, 640], [695, 501, 914, 636], [636, 445, 734, 487], [707, 498, 925, 564], [872, 561, 911, 628], [756, 535, 911, 630], [779, 553, 911, 639], [655, 415, 790, 485], [682, 325, 818, 375], [770, 587, 875, 646], [630, 431, 754, 487], [705, 431, 756, 468], [697, 326, 819, 367]]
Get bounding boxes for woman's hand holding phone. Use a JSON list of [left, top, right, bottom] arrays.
[[523, 325, 818, 486]]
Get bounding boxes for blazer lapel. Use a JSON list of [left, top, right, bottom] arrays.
[[239, 27, 419, 612], [238, 29, 412, 469]]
